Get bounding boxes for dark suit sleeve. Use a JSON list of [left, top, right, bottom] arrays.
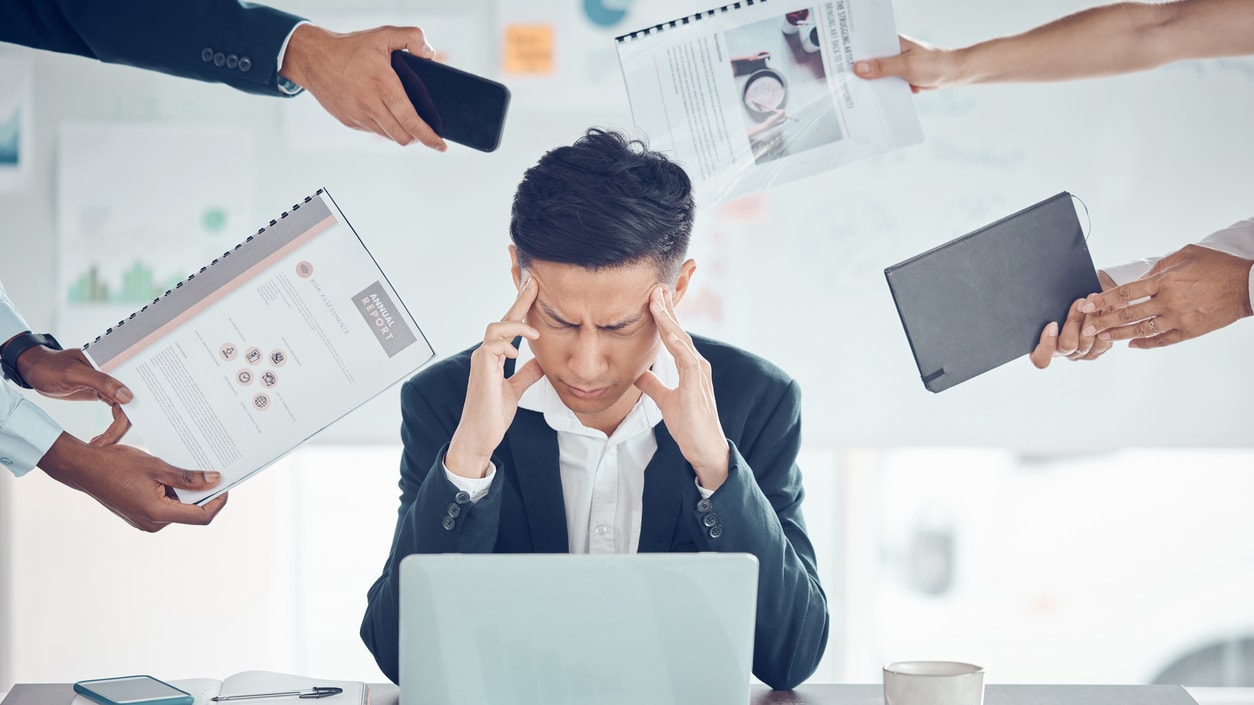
[[0, 0, 305, 96], [687, 378, 829, 690], [360, 370, 506, 685]]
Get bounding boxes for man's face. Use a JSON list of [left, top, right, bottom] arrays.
[[512, 249, 694, 433]]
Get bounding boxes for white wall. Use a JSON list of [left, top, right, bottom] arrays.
[[2, 0, 1253, 690]]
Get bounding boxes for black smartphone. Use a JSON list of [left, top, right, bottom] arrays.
[[390, 51, 511, 152]]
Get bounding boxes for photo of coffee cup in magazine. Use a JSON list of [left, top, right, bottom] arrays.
[[725, 7, 845, 165]]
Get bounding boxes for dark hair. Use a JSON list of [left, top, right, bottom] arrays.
[[509, 128, 695, 281]]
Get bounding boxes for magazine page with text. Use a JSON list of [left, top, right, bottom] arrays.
[[617, 0, 922, 203], [83, 191, 435, 504]]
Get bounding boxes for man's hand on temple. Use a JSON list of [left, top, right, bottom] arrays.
[[635, 287, 730, 492], [445, 278, 545, 478]]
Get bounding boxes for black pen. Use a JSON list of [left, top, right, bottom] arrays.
[[210, 687, 343, 702]]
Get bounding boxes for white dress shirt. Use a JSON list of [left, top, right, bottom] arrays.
[[444, 340, 713, 554], [0, 279, 63, 477], [1104, 217, 1254, 311]]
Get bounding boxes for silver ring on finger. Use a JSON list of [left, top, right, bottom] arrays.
[[1147, 317, 1158, 336]]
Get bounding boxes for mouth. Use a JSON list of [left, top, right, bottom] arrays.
[[565, 384, 611, 401]]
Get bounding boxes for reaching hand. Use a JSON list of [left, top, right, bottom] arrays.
[[280, 23, 447, 151], [1085, 244, 1254, 349], [1029, 272, 1117, 369], [445, 278, 545, 478], [39, 433, 228, 532], [634, 287, 729, 491], [16, 345, 133, 405], [854, 35, 955, 93]]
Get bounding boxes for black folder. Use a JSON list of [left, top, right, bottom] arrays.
[[884, 192, 1101, 393]]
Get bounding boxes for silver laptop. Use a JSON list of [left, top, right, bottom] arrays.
[[398, 552, 759, 705]]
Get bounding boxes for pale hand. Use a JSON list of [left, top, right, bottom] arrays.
[[634, 288, 730, 491], [1029, 271, 1117, 369], [853, 35, 957, 93], [445, 278, 545, 478], [1085, 244, 1254, 349], [280, 24, 447, 151]]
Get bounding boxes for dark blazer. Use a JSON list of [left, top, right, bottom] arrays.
[[1, 0, 304, 95], [361, 335, 830, 690]]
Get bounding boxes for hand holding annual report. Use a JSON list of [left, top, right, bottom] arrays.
[[616, 0, 923, 203], [83, 190, 435, 503]]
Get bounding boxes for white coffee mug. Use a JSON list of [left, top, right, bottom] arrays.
[[883, 661, 985, 705]]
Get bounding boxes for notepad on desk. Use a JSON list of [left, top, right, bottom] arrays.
[[884, 192, 1102, 393], [69, 673, 366, 705]]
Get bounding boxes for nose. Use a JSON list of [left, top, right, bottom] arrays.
[[567, 329, 609, 383]]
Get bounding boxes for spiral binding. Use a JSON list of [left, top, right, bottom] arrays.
[[84, 188, 326, 349], [615, 0, 766, 42]]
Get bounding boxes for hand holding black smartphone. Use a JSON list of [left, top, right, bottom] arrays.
[[390, 51, 511, 153]]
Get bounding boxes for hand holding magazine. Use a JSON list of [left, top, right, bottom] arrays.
[[616, 0, 922, 203]]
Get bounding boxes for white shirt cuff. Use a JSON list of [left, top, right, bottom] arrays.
[[275, 20, 311, 95], [443, 459, 496, 503], [1, 390, 63, 477], [694, 476, 715, 500]]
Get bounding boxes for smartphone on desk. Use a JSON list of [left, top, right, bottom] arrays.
[[74, 676, 195, 705], [390, 51, 511, 152]]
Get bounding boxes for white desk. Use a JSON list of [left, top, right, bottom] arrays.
[[5, 684, 1254, 705]]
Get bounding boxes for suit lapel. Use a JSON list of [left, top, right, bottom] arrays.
[[637, 422, 688, 552], [504, 410, 570, 552]]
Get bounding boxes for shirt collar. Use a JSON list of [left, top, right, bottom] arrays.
[[515, 337, 678, 441]]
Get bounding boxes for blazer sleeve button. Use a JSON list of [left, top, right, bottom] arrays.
[[213, 52, 226, 67], [703, 513, 719, 528], [709, 524, 724, 539], [697, 498, 713, 512], [454, 491, 472, 505], [442, 516, 457, 531], [446, 503, 461, 518], [226, 54, 239, 69], [238, 56, 252, 72], [201, 48, 214, 62]]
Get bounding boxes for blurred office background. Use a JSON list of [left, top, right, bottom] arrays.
[[1, 0, 1252, 697]]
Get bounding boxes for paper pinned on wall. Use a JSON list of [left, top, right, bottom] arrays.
[[503, 24, 556, 75], [0, 57, 33, 192]]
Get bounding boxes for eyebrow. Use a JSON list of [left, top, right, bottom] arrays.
[[538, 299, 645, 331]]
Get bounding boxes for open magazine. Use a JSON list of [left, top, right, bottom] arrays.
[[616, 0, 922, 203]]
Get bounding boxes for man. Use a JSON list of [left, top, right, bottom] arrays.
[[853, 0, 1254, 363], [2, 0, 447, 149], [360, 129, 829, 690]]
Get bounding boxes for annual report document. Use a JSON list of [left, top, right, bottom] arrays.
[[616, 0, 922, 203], [83, 189, 435, 504]]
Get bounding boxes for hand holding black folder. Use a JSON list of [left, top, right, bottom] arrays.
[[884, 192, 1102, 392]]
